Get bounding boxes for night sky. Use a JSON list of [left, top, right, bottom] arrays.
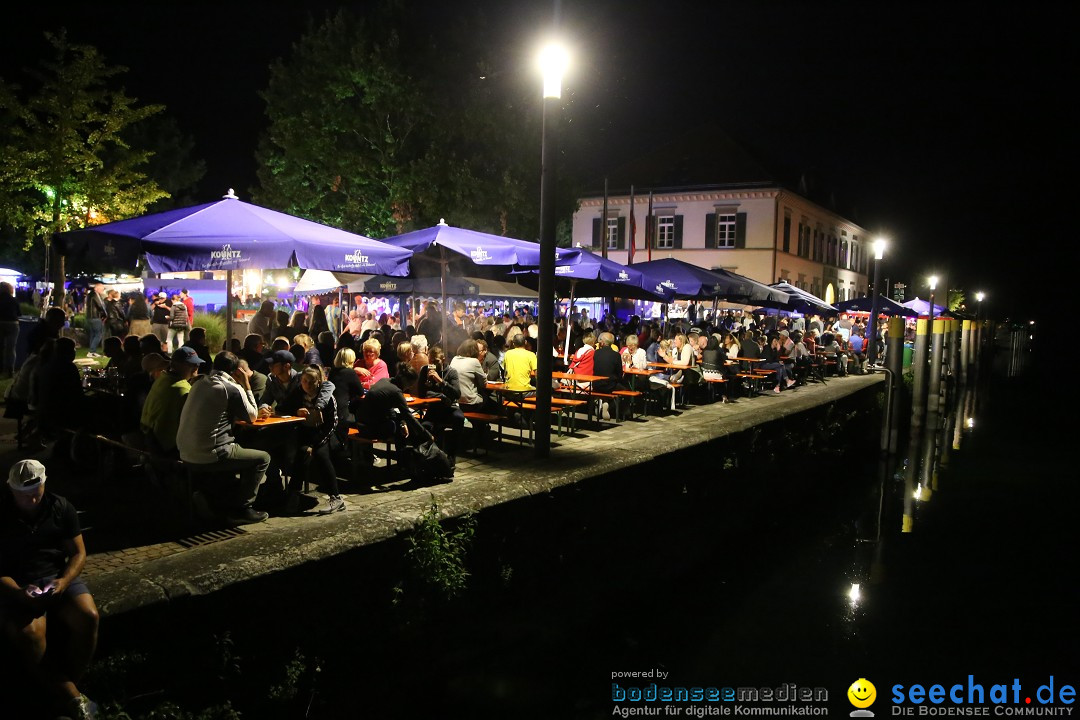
[[2, 1, 1069, 317]]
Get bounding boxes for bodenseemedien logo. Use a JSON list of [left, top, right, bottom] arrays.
[[848, 678, 877, 717]]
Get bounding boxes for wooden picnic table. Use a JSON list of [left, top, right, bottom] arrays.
[[235, 415, 306, 428]]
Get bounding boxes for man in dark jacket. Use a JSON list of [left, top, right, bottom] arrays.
[[592, 331, 626, 419]]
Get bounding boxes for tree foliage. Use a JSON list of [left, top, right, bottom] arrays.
[[254, 8, 543, 240], [0, 30, 168, 283]]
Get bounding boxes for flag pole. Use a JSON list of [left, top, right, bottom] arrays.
[[601, 177, 609, 260], [628, 185, 636, 265], [647, 190, 654, 263]]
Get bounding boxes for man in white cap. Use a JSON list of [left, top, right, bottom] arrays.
[[0, 460, 99, 719]]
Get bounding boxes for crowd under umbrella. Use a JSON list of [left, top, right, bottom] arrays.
[[627, 258, 790, 326], [515, 247, 669, 356], [835, 294, 918, 317], [381, 219, 582, 343], [57, 190, 412, 341]]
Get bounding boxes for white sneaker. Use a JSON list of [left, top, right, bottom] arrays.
[[317, 495, 346, 515], [601, 401, 611, 420]]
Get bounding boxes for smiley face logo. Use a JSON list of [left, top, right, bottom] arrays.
[[847, 678, 877, 709]]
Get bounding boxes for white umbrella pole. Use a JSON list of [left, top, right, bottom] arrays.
[[564, 280, 576, 360], [440, 246, 447, 348], [226, 269, 233, 352]]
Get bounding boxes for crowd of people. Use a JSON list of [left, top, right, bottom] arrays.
[[0, 291, 888, 718]]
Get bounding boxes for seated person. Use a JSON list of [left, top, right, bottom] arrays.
[[141, 347, 204, 456], [118, 335, 144, 379], [761, 335, 797, 394], [450, 338, 495, 414], [0, 460, 99, 719], [239, 334, 267, 373], [416, 347, 463, 466], [592, 332, 626, 419], [175, 352, 270, 525], [328, 348, 365, 433], [101, 336, 124, 371], [293, 333, 320, 368], [185, 328, 212, 369], [275, 366, 344, 515], [502, 332, 537, 396], [355, 376, 427, 447], [353, 339, 389, 391], [34, 337, 84, 442]]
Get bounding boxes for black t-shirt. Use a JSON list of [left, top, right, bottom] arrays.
[[0, 491, 81, 583], [0, 294, 20, 322]]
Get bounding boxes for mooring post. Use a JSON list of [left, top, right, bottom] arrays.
[[920, 317, 946, 498], [884, 316, 904, 455]]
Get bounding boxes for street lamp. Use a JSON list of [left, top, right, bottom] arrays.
[[534, 40, 568, 458], [866, 238, 886, 369], [975, 291, 985, 321]]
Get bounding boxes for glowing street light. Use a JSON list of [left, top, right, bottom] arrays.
[[534, 39, 569, 458], [927, 275, 939, 329]]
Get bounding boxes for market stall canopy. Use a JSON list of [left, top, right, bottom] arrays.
[[901, 296, 947, 317], [57, 193, 412, 276], [630, 258, 790, 304], [836, 295, 918, 317], [359, 275, 479, 297], [293, 270, 373, 295], [769, 281, 837, 314]]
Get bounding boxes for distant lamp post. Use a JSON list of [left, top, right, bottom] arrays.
[[975, 291, 985, 321], [534, 40, 568, 458], [866, 238, 887, 368], [927, 275, 939, 329]]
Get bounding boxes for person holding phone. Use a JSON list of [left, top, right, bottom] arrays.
[[0, 460, 99, 719]]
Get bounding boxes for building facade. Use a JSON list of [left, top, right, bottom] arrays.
[[571, 184, 869, 305]]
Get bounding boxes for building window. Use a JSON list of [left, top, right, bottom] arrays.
[[782, 215, 791, 253], [716, 214, 736, 248], [606, 217, 619, 250], [656, 215, 675, 249]]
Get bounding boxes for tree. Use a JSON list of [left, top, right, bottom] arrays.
[[0, 30, 168, 298], [255, 8, 544, 240]]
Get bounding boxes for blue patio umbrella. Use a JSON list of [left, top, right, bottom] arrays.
[[769, 281, 837, 314], [630, 258, 790, 304], [381, 220, 582, 342], [58, 191, 412, 338], [836, 295, 918, 317], [901, 297, 947, 317], [59, 192, 412, 276]]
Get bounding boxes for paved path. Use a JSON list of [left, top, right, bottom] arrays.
[[2, 374, 882, 617]]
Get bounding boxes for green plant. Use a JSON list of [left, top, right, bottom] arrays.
[[19, 302, 38, 316], [193, 311, 225, 353], [71, 312, 88, 330], [268, 648, 317, 703], [397, 497, 476, 604]]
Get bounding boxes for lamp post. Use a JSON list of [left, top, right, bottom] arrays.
[[927, 275, 938, 329], [535, 41, 567, 458], [866, 238, 886, 369]]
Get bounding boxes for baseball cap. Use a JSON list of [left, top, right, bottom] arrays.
[[141, 353, 169, 373], [157, 291, 167, 299], [270, 349, 296, 366], [8, 459, 46, 493], [172, 346, 205, 366]]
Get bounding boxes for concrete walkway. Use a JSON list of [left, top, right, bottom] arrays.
[[2, 374, 883, 617]]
